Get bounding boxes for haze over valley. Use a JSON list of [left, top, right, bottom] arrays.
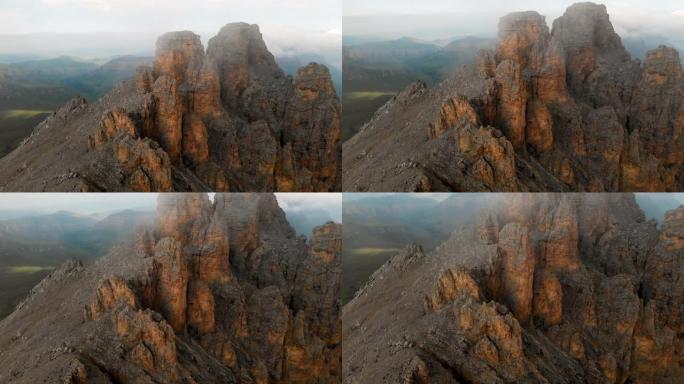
[[342, 0, 684, 140], [0, 193, 340, 320], [0, 0, 341, 160]]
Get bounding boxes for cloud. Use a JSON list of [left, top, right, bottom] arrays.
[[260, 25, 341, 56], [275, 193, 342, 221], [41, 0, 156, 8], [343, 0, 684, 52], [0, 193, 344, 225], [0, 193, 158, 215]]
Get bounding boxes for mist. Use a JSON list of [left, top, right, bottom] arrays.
[[344, 0, 684, 55], [0, 0, 341, 67], [0, 193, 343, 232]]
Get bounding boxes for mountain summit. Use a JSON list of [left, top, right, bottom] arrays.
[[0, 23, 341, 192], [0, 193, 341, 383], [342, 3, 684, 192]]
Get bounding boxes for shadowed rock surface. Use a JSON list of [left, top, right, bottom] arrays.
[[0, 193, 341, 383], [342, 2, 684, 192], [343, 193, 683, 383], [0, 23, 341, 192]]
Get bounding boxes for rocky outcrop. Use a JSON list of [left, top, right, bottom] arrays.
[[495, 60, 528, 149], [0, 23, 340, 192], [661, 206, 684, 251], [282, 63, 342, 191], [207, 23, 288, 121], [487, 3, 684, 191], [496, 223, 535, 323], [456, 125, 519, 191], [342, 2, 684, 192], [84, 276, 138, 320], [89, 108, 137, 149], [0, 193, 341, 383], [113, 306, 181, 382], [343, 193, 684, 383], [424, 267, 480, 311], [427, 96, 479, 139]]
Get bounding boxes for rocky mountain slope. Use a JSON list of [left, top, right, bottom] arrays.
[[0, 55, 154, 110], [0, 209, 156, 320], [342, 36, 495, 141], [342, 2, 684, 192], [343, 193, 683, 383], [0, 23, 340, 192], [0, 193, 341, 383]]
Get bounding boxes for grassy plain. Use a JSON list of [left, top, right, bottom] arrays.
[[0, 109, 51, 157], [0, 267, 54, 318], [341, 247, 399, 304], [342, 91, 395, 141]]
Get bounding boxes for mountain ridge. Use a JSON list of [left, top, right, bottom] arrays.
[[342, 2, 684, 192], [0, 193, 342, 383], [0, 23, 341, 192]]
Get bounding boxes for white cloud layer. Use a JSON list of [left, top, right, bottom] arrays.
[[344, 0, 684, 50], [0, 193, 158, 216], [276, 193, 342, 221], [0, 0, 340, 64]]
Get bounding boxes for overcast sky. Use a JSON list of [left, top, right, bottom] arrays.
[[0, 193, 342, 222], [276, 193, 342, 222], [0, 193, 158, 216], [0, 0, 341, 64], [345, 193, 684, 205], [344, 0, 684, 46], [344, 0, 684, 16], [343, 193, 451, 202]]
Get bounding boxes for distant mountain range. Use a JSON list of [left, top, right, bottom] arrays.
[[341, 194, 501, 303], [0, 55, 154, 110], [0, 48, 340, 160], [341, 30, 684, 142], [0, 209, 155, 268], [285, 208, 338, 239], [0, 209, 154, 319], [0, 53, 340, 111], [0, 55, 154, 157], [344, 36, 494, 91], [342, 36, 495, 141], [341, 192, 684, 304]]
